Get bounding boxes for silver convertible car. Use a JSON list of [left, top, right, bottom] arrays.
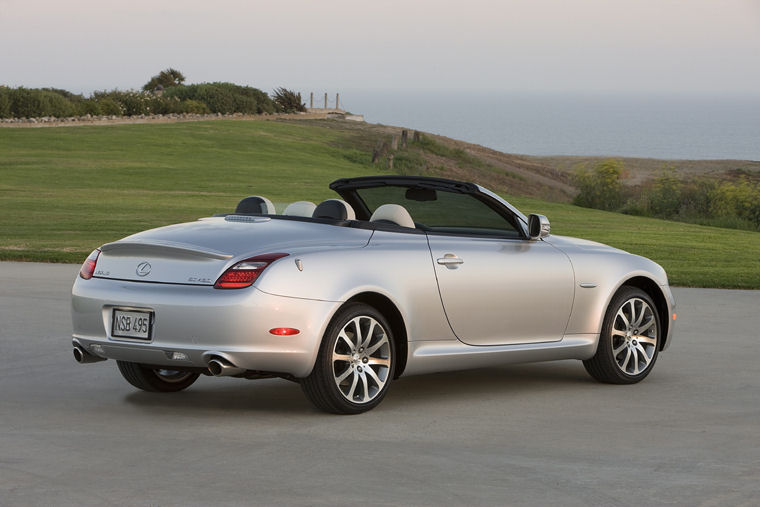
[[72, 176, 675, 414]]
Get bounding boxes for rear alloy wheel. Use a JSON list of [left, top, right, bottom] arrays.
[[584, 286, 661, 384], [301, 303, 396, 414], [116, 361, 200, 392]]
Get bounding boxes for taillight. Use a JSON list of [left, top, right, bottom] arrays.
[[79, 249, 101, 279], [214, 253, 289, 289]]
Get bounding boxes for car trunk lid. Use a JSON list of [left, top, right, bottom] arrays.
[[93, 216, 372, 285]]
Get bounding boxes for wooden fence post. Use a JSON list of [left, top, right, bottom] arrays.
[[391, 136, 399, 150], [388, 153, 394, 169], [372, 141, 390, 164], [324, 93, 328, 109], [401, 130, 408, 148], [413, 131, 421, 142], [310, 92, 313, 109], [336, 93, 340, 110]]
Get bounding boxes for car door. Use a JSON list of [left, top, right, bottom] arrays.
[[428, 234, 575, 346]]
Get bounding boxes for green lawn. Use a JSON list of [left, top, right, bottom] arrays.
[[1, 120, 758, 288]]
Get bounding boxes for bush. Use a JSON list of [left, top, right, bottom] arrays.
[[91, 90, 192, 116], [710, 179, 760, 228], [619, 170, 759, 231], [572, 160, 624, 211], [8, 87, 77, 118], [677, 178, 715, 219], [0, 81, 277, 119], [75, 99, 102, 116], [647, 168, 682, 217], [41, 87, 84, 102], [172, 99, 210, 114], [164, 82, 275, 114], [96, 98, 124, 116], [0, 87, 11, 118]]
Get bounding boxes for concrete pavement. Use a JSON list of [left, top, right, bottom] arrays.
[[0, 262, 758, 506]]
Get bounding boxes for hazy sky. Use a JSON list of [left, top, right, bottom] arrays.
[[1, 0, 759, 95]]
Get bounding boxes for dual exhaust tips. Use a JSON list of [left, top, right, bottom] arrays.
[[73, 345, 244, 377]]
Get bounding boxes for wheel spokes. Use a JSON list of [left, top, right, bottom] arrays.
[[613, 341, 627, 355], [361, 320, 376, 350], [339, 330, 357, 351], [621, 348, 632, 371], [332, 314, 391, 405], [359, 373, 370, 403], [346, 372, 359, 399], [335, 366, 353, 383], [632, 348, 640, 374], [638, 317, 655, 334], [366, 335, 388, 356], [636, 344, 651, 365], [367, 357, 390, 367], [364, 365, 385, 391], [612, 297, 658, 376]]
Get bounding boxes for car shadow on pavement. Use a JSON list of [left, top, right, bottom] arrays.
[[121, 360, 592, 415]]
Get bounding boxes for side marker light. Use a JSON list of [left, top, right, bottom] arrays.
[[269, 328, 300, 336]]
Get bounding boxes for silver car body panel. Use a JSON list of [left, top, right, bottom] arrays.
[[93, 218, 373, 286], [71, 177, 675, 378], [427, 234, 575, 346]]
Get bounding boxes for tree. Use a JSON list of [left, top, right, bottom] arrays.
[[271, 87, 306, 113], [143, 68, 186, 92]]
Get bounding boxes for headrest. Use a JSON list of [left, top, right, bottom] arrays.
[[235, 196, 275, 215], [283, 201, 317, 217], [312, 199, 356, 220], [370, 204, 415, 228]]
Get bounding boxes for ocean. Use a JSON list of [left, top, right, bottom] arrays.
[[341, 91, 760, 161]]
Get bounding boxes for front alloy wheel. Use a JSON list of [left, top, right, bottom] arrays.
[[584, 286, 661, 384], [301, 303, 395, 414]]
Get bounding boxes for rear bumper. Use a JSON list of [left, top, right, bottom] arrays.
[[71, 277, 339, 378]]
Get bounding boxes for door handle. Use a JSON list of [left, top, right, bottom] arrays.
[[437, 254, 464, 266]]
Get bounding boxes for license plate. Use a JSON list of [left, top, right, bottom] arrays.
[[112, 309, 153, 340]]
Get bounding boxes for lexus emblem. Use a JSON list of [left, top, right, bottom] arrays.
[[136, 261, 152, 277]]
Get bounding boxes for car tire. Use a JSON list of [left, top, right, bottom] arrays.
[[116, 361, 200, 392], [583, 286, 661, 384], [301, 303, 396, 414]]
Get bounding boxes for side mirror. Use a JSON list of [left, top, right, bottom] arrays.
[[528, 214, 551, 239]]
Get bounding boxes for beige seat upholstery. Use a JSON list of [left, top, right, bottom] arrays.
[[283, 201, 317, 217], [312, 199, 356, 220], [370, 204, 415, 228]]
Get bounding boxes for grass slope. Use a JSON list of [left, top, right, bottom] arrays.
[[1, 120, 758, 288]]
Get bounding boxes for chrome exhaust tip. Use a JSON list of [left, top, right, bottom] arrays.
[[208, 358, 245, 377], [73, 345, 106, 364]]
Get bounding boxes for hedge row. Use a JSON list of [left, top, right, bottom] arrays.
[[0, 83, 279, 119]]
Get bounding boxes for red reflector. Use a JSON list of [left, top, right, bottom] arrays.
[[79, 249, 101, 280], [214, 253, 289, 289], [269, 328, 300, 336]]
